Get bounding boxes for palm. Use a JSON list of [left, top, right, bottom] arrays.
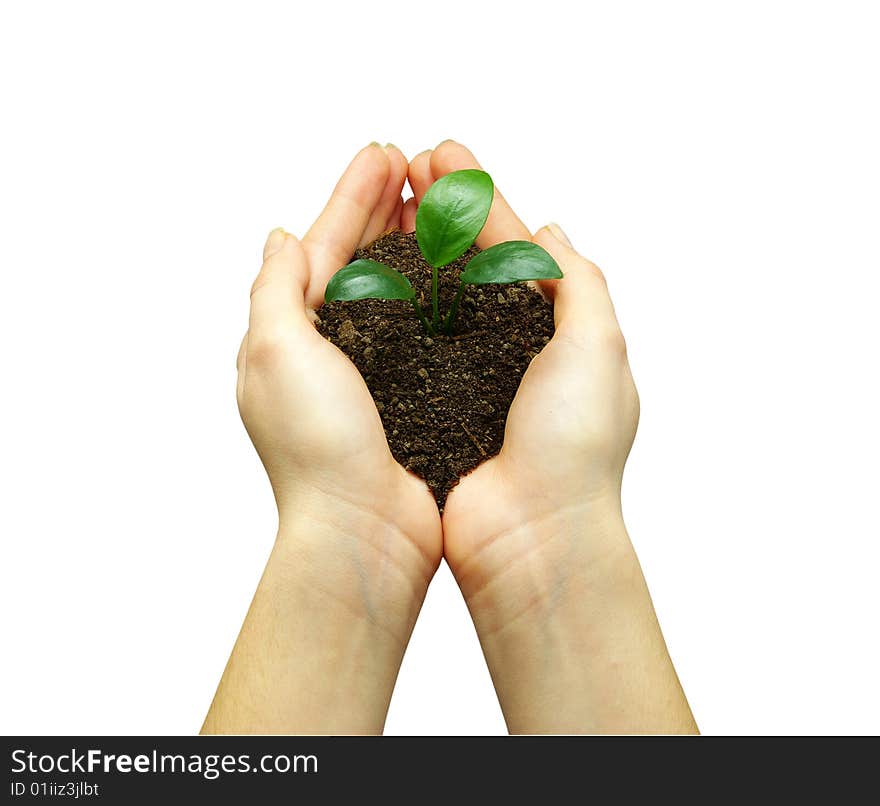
[[405, 142, 638, 580], [442, 336, 612, 569], [282, 318, 440, 551], [272, 320, 400, 476], [240, 144, 442, 571]]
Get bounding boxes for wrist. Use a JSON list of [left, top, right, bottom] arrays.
[[452, 506, 696, 733], [273, 495, 435, 646], [203, 502, 430, 735], [453, 501, 636, 629]]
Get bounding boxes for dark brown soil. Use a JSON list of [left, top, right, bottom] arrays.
[[315, 229, 555, 510]]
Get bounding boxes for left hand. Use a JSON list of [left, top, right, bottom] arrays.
[[237, 143, 442, 620]]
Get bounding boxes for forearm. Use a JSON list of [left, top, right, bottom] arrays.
[[459, 510, 697, 734], [202, 510, 428, 734]]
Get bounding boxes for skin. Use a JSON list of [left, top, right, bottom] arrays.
[[202, 144, 442, 734], [411, 142, 697, 734], [203, 140, 697, 735]]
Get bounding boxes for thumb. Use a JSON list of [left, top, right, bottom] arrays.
[[248, 229, 313, 342], [533, 224, 619, 340]]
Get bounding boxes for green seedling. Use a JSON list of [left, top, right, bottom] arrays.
[[324, 169, 563, 335]]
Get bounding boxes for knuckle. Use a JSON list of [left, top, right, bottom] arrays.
[[596, 323, 627, 357], [247, 329, 288, 368], [235, 332, 248, 371], [556, 320, 628, 361], [249, 255, 282, 298], [431, 140, 454, 163], [584, 259, 607, 286], [250, 268, 271, 298], [430, 139, 468, 175]]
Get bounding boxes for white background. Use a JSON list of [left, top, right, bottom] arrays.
[[1, 1, 878, 735]]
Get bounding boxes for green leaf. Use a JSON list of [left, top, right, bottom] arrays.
[[459, 241, 563, 285], [415, 169, 494, 268], [324, 259, 415, 302]]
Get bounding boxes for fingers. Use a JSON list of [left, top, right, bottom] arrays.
[[429, 140, 531, 247], [401, 197, 417, 232], [404, 141, 618, 346], [403, 149, 433, 231], [387, 195, 405, 232], [302, 143, 391, 308], [407, 149, 434, 203], [249, 229, 313, 344], [361, 144, 408, 246], [532, 224, 621, 343], [404, 140, 531, 246]]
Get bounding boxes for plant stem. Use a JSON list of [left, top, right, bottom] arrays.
[[442, 283, 466, 335], [431, 266, 440, 328], [411, 297, 435, 336]]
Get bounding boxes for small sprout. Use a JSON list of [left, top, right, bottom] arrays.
[[415, 169, 494, 326], [324, 170, 563, 336], [325, 259, 414, 302], [458, 240, 562, 285], [325, 259, 432, 333], [416, 170, 495, 328], [415, 169, 494, 268], [444, 241, 562, 333]]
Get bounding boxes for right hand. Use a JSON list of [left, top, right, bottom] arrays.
[[406, 140, 695, 733]]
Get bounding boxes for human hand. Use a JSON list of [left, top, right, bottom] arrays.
[[237, 144, 441, 601], [204, 145, 441, 734], [405, 141, 696, 733]]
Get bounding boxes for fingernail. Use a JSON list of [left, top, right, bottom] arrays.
[[546, 222, 572, 248], [367, 141, 382, 149], [263, 227, 286, 259], [384, 142, 397, 151]]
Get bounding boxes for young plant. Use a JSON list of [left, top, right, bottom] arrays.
[[324, 169, 562, 335]]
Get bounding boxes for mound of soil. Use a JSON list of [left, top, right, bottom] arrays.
[[315, 230, 555, 510]]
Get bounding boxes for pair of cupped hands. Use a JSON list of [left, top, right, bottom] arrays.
[[213, 141, 693, 734]]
